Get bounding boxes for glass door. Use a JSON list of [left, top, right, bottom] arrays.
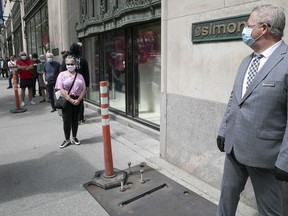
[[133, 22, 161, 125], [104, 30, 126, 112], [83, 36, 101, 104]]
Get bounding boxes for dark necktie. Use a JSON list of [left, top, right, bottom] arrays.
[[246, 53, 263, 89]]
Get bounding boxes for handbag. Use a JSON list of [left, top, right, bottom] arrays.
[[55, 73, 77, 109]]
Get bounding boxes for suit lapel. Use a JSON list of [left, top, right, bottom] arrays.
[[239, 41, 287, 105]]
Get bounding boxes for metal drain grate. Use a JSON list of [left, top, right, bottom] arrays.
[[84, 164, 217, 216], [119, 183, 167, 207]]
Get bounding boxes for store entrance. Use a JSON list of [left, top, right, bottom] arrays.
[[84, 21, 161, 128]]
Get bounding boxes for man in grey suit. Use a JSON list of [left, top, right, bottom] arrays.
[[217, 5, 288, 216]]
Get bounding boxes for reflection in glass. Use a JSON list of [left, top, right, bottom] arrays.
[[104, 31, 126, 112], [84, 36, 100, 104], [135, 24, 161, 124]]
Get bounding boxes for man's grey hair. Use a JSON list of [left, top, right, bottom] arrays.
[[252, 4, 286, 40]]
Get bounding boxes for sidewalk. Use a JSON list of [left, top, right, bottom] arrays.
[[0, 79, 257, 216]]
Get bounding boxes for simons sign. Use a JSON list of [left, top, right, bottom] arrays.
[[192, 14, 249, 43]]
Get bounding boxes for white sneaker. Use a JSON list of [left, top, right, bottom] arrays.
[[21, 102, 25, 107], [30, 101, 36, 105]]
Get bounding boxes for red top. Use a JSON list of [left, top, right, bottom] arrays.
[[16, 59, 33, 79]]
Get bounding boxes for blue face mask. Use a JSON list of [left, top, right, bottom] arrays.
[[242, 26, 255, 46]]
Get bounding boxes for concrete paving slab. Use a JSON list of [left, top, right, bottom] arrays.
[[0, 79, 258, 216]]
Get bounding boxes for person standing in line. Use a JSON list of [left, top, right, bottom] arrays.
[[37, 55, 47, 102], [7, 55, 18, 89], [31, 53, 41, 97], [61, 50, 69, 60], [216, 5, 288, 216], [16, 51, 36, 107], [0, 56, 8, 79], [62, 43, 90, 124], [55, 55, 86, 149], [43, 53, 60, 112]]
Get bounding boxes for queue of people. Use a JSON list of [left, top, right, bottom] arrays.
[[5, 50, 68, 109], [4, 42, 90, 150]]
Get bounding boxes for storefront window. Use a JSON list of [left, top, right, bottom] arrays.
[[14, 29, 23, 55], [35, 11, 42, 55], [83, 21, 160, 127], [104, 30, 126, 112], [134, 23, 161, 124], [26, 5, 49, 56], [30, 17, 37, 54], [26, 22, 31, 53], [41, 6, 49, 53], [83, 36, 100, 103]]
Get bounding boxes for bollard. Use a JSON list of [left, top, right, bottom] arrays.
[[13, 71, 20, 110], [100, 81, 115, 177], [10, 71, 26, 113], [89, 81, 127, 189]]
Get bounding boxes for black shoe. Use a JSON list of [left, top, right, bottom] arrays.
[[50, 108, 57, 112], [40, 99, 46, 103], [78, 119, 86, 125], [60, 140, 71, 149], [71, 137, 80, 145], [7, 86, 12, 89]]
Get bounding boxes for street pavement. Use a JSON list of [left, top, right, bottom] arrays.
[[0, 78, 257, 216]]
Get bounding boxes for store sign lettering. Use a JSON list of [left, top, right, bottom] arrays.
[[192, 15, 249, 43]]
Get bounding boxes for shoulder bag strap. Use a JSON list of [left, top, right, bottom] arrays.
[[67, 73, 77, 95]]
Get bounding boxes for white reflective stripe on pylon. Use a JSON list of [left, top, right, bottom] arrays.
[[102, 118, 110, 126], [100, 86, 108, 94], [101, 97, 108, 105], [101, 108, 109, 115]]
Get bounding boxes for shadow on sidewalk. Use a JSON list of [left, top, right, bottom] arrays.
[[0, 149, 96, 204]]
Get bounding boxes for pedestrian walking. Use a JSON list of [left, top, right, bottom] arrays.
[[216, 4, 288, 216], [16, 51, 36, 107], [43, 53, 60, 112], [55, 55, 86, 149]]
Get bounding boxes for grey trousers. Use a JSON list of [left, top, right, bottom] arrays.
[[216, 153, 283, 216]]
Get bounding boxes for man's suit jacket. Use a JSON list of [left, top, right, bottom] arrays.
[[219, 41, 288, 172]]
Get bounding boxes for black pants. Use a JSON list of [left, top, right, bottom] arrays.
[[9, 71, 19, 86], [62, 97, 80, 140], [78, 99, 84, 121], [47, 82, 55, 109], [32, 75, 40, 96], [1, 69, 8, 78], [8, 72, 13, 87]]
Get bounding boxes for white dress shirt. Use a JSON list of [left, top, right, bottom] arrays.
[[242, 40, 282, 97]]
